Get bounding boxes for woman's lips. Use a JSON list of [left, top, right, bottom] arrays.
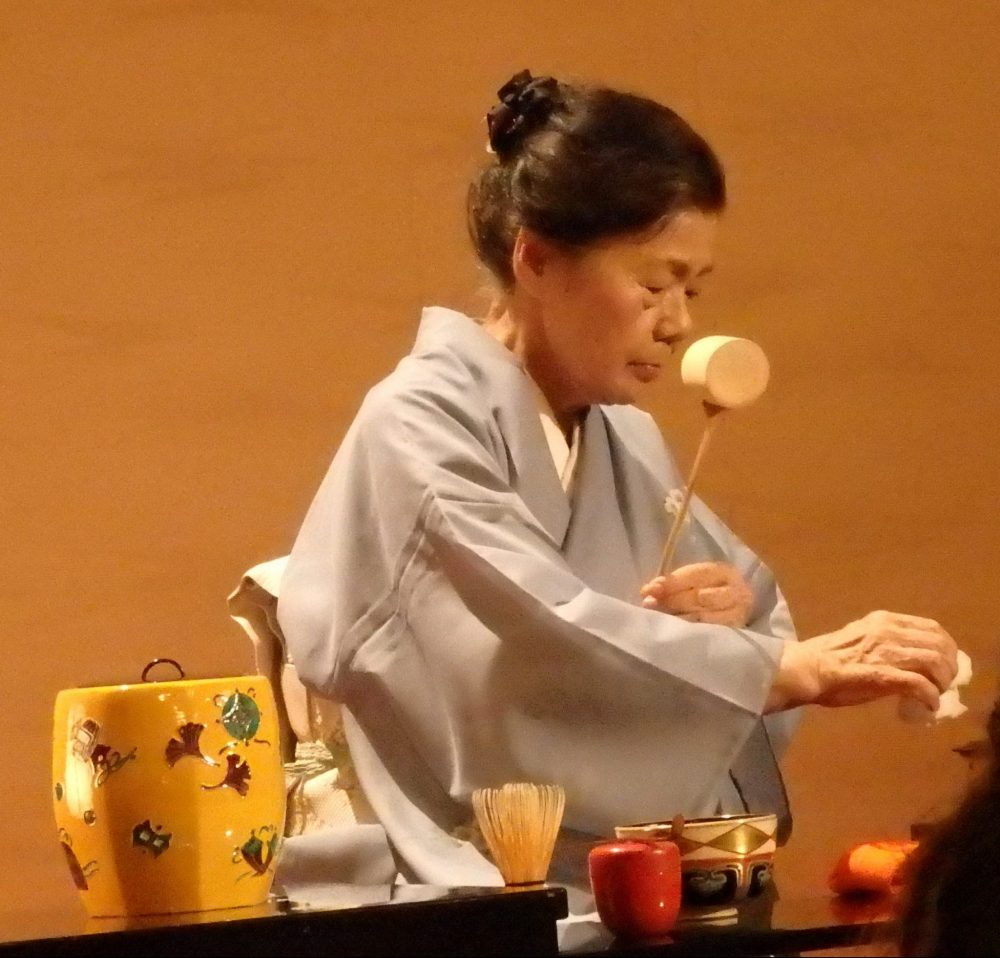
[[628, 362, 661, 383]]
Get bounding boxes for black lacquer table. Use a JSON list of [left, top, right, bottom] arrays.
[[0, 885, 567, 957], [573, 886, 896, 956], [0, 883, 895, 957]]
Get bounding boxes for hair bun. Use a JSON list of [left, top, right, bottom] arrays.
[[486, 69, 560, 158]]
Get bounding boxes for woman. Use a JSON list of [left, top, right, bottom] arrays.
[[277, 71, 957, 911]]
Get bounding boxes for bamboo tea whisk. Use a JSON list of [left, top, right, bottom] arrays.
[[472, 782, 566, 886], [657, 336, 770, 576]]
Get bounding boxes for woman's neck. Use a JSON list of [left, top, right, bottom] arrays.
[[481, 300, 525, 355], [481, 300, 583, 439]]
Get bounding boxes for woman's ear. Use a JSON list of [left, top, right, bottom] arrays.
[[511, 228, 553, 296]]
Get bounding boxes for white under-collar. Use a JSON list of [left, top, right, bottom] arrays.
[[529, 378, 582, 494]]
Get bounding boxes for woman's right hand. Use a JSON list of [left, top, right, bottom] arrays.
[[765, 611, 959, 713]]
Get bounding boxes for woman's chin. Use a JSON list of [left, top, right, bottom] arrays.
[[597, 384, 641, 407]]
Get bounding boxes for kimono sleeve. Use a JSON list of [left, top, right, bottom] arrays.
[[686, 493, 802, 760]]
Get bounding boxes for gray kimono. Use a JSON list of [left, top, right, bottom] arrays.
[[277, 306, 798, 903]]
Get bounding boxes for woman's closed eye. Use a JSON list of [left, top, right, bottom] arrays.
[[643, 284, 699, 302]]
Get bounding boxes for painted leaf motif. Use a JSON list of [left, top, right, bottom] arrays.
[[89, 744, 112, 773], [202, 754, 251, 796], [165, 722, 218, 767], [90, 743, 137, 786], [60, 839, 89, 890], [240, 834, 267, 875], [237, 828, 279, 876]]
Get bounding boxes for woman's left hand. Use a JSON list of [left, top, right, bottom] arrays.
[[640, 562, 754, 627]]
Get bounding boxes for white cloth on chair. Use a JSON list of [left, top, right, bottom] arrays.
[[227, 557, 397, 892]]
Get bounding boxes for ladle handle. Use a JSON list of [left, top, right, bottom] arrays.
[[657, 404, 724, 577]]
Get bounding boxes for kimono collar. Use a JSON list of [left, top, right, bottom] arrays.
[[411, 306, 522, 370], [529, 377, 582, 494], [411, 307, 573, 546]]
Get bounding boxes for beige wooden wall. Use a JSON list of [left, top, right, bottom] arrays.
[[3, 0, 999, 914]]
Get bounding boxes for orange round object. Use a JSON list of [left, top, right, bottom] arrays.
[[828, 840, 919, 896]]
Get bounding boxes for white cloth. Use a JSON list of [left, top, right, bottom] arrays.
[[272, 826, 398, 901], [277, 306, 800, 909]]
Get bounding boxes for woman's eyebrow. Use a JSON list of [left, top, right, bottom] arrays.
[[645, 257, 714, 279]]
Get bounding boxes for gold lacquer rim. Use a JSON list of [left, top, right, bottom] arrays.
[[54, 673, 272, 698], [618, 814, 777, 829]]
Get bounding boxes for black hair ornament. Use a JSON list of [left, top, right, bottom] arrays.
[[486, 69, 560, 157]]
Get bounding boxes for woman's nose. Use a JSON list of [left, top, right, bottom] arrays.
[[654, 289, 692, 341]]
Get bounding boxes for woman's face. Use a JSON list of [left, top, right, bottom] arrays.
[[517, 208, 718, 418]]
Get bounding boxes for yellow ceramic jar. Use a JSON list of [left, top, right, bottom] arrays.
[[52, 661, 286, 916]]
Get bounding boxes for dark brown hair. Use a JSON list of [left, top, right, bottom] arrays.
[[897, 699, 1000, 955], [467, 71, 726, 288]]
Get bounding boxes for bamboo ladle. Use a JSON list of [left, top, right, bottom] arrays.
[[657, 336, 770, 576]]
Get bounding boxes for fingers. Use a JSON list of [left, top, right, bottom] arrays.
[[804, 611, 960, 710], [642, 585, 750, 622], [653, 585, 740, 613], [899, 621, 959, 680], [640, 563, 745, 600], [670, 609, 747, 625], [639, 576, 676, 607], [881, 611, 952, 633], [642, 595, 750, 627], [860, 611, 959, 690], [849, 664, 941, 712], [775, 637, 945, 712], [640, 563, 753, 627], [644, 563, 741, 596], [889, 645, 955, 694]]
